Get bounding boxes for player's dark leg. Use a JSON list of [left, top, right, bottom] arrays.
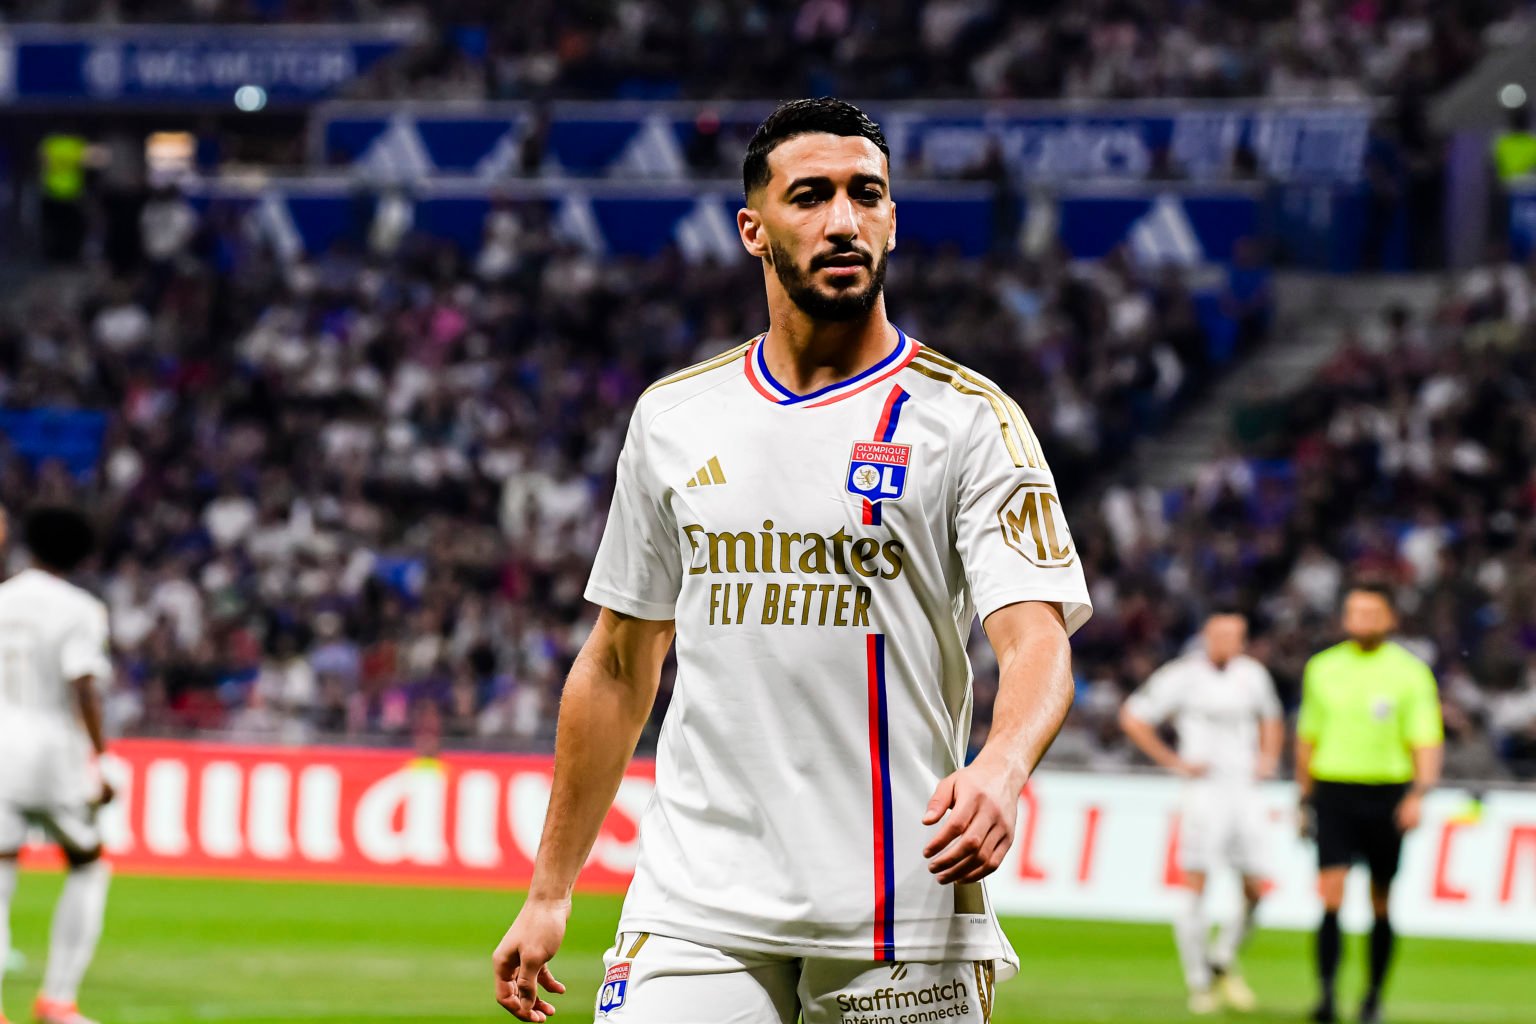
[[35, 843, 110, 1024], [1311, 867, 1347, 1024], [1359, 816, 1405, 1024], [0, 850, 18, 1023]]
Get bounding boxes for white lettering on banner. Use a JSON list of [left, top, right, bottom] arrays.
[[508, 773, 550, 863], [455, 770, 502, 868], [248, 764, 293, 861], [297, 765, 342, 862], [144, 759, 190, 856], [354, 765, 449, 866], [200, 761, 244, 859]]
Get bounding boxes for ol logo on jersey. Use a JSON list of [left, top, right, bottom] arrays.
[[847, 441, 910, 502], [598, 961, 630, 1015]]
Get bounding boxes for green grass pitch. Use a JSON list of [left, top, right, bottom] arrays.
[[2, 874, 1529, 1023]]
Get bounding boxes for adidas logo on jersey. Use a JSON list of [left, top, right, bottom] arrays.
[[686, 456, 727, 488]]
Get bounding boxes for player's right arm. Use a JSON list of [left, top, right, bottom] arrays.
[[1119, 666, 1203, 777], [493, 609, 673, 1021], [495, 405, 681, 1021]]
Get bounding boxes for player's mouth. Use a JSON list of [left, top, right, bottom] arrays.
[[813, 252, 870, 279]]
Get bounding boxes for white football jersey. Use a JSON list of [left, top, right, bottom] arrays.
[[585, 330, 1092, 975], [1123, 652, 1281, 783], [0, 568, 112, 807]]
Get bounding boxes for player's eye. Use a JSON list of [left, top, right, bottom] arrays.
[[858, 187, 883, 203], [792, 192, 822, 206]]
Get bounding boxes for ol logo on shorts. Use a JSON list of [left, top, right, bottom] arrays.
[[598, 961, 630, 1015]]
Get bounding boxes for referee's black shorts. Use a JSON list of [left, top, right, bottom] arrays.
[[1311, 781, 1410, 882]]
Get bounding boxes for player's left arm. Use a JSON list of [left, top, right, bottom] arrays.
[[63, 603, 115, 804], [922, 601, 1073, 885], [1255, 666, 1284, 780], [1397, 661, 1445, 831], [925, 395, 1090, 886]]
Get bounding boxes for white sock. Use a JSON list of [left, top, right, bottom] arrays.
[[0, 859, 18, 1016], [41, 860, 110, 1006], [1173, 887, 1212, 992], [1211, 896, 1260, 973]]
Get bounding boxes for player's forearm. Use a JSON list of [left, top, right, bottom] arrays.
[[1258, 718, 1283, 777], [526, 613, 671, 905], [1409, 745, 1442, 795], [1294, 738, 1314, 796], [975, 602, 1073, 791], [74, 677, 107, 755], [1118, 710, 1181, 771]]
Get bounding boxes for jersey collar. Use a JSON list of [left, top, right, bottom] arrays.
[[744, 328, 917, 409]]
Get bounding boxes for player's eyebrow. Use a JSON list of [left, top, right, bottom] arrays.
[[782, 173, 888, 196]]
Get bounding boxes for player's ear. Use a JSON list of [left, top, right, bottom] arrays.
[[738, 205, 770, 260], [887, 200, 896, 254]]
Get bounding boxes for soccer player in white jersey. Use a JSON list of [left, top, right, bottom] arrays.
[[490, 98, 1093, 1022], [0, 507, 115, 1024], [1119, 610, 1283, 1016]]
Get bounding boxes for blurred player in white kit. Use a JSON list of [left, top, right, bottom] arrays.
[[1120, 610, 1282, 1016], [0, 507, 114, 1024]]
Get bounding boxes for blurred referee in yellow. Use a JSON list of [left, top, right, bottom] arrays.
[[1296, 583, 1443, 1024]]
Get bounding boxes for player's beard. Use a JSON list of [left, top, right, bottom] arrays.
[[768, 240, 888, 323]]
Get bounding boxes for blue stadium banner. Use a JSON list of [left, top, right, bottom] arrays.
[[1511, 185, 1536, 262], [183, 178, 1261, 275], [312, 100, 1371, 185], [0, 25, 421, 104]]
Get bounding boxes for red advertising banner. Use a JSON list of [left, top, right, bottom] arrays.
[[25, 739, 651, 889], [19, 740, 1536, 942]]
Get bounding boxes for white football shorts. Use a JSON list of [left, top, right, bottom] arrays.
[[594, 931, 997, 1024], [1178, 781, 1270, 878]]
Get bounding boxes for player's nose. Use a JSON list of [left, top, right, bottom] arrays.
[[823, 193, 858, 240]]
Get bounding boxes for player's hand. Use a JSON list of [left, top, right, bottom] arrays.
[[493, 897, 570, 1021], [1395, 792, 1424, 832], [1297, 797, 1317, 841], [1254, 761, 1277, 782], [921, 757, 1021, 885], [1174, 760, 1208, 779]]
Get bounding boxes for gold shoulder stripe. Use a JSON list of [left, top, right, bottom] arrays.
[[642, 340, 754, 396], [914, 349, 1044, 467], [907, 361, 1033, 468]]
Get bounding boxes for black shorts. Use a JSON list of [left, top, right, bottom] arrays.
[[1312, 781, 1409, 882]]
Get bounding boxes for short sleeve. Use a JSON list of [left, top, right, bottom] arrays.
[[1404, 659, 1445, 748], [952, 399, 1092, 634], [1296, 656, 1323, 742], [584, 409, 682, 620], [1123, 663, 1181, 726], [60, 602, 112, 683], [1253, 663, 1283, 720]]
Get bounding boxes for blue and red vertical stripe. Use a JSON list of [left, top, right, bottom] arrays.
[[866, 632, 895, 960], [862, 385, 910, 526]]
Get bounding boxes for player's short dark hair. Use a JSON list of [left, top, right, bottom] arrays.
[[23, 505, 97, 573], [1346, 581, 1396, 611], [1206, 605, 1248, 622], [742, 97, 890, 200]]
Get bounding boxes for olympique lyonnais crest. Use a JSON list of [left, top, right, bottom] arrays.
[[598, 962, 630, 1014], [846, 441, 911, 502]]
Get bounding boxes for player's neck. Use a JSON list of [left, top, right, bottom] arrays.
[[761, 300, 895, 397]]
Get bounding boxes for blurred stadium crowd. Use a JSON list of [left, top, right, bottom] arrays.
[[8, 0, 1518, 102], [0, 184, 1267, 748]]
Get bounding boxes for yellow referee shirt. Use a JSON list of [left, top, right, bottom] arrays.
[[1297, 641, 1443, 784]]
